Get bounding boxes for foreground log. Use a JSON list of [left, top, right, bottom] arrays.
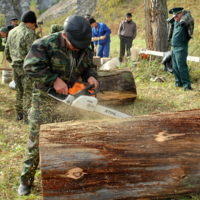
[[97, 69, 137, 105], [40, 109, 200, 199], [0, 67, 12, 71]]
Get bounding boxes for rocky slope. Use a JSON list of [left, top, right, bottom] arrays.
[[0, 0, 97, 26]]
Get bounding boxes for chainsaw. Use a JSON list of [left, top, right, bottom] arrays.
[[47, 82, 132, 119]]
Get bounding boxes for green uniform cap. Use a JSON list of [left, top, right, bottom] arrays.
[[169, 7, 184, 17], [0, 27, 8, 33]]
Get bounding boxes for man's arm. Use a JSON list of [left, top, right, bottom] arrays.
[[117, 21, 123, 37], [23, 40, 58, 85], [102, 23, 111, 37], [132, 21, 137, 40], [25, 31, 37, 53], [4, 37, 12, 63]]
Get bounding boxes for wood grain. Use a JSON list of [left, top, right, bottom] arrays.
[[40, 109, 200, 199]]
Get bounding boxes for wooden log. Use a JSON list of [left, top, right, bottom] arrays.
[[97, 69, 137, 105], [40, 109, 200, 200], [93, 56, 101, 69], [0, 67, 12, 71]]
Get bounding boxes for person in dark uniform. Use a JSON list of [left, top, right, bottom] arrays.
[[0, 27, 8, 51], [168, 7, 194, 91], [7, 18, 18, 31]]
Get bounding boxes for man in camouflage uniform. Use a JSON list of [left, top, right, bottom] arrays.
[[0, 27, 8, 51], [49, 24, 64, 34], [5, 10, 37, 122], [18, 15, 98, 196], [167, 7, 194, 91]]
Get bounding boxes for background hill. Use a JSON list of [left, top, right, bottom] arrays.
[[35, 0, 200, 57]]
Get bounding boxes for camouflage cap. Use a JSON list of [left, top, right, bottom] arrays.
[[0, 27, 8, 33], [169, 7, 184, 17]]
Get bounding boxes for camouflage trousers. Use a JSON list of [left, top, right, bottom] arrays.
[[20, 89, 78, 185], [12, 66, 33, 120]]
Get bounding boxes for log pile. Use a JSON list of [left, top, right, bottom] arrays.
[[40, 109, 200, 199]]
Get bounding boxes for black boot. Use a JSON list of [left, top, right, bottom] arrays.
[[15, 113, 23, 121], [17, 184, 31, 196]]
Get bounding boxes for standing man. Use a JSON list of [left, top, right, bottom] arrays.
[[17, 15, 98, 196], [0, 27, 8, 51], [5, 10, 37, 123], [118, 13, 137, 62], [89, 17, 111, 58], [7, 18, 18, 31], [167, 7, 194, 91]]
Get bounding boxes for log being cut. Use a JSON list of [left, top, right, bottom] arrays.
[[40, 109, 200, 200]]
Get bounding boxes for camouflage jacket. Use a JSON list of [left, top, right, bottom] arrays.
[[5, 22, 37, 66], [167, 10, 194, 44], [0, 36, 5, 51], [23, 32, 97, 89], [49, 24, 64, 34]]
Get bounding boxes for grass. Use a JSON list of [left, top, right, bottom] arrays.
[[1, 0, 200, 199], [1, 36, 200, 199]]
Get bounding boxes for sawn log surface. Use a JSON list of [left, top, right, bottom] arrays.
[[40, 109, 200, 200], [97, 69, 137, 105]]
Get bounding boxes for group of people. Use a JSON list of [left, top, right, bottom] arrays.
[[48, 12, 137, 61], [0, 5, 195, 197], [86, 12, 137, 61]]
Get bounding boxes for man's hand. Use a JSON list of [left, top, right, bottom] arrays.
[[100, 35, 106, 40], [87, 76, 99, 90], [53, 77, 68, 95]]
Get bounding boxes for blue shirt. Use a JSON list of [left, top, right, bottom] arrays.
[[92, 22, 111, 45]]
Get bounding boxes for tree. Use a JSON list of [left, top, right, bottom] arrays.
[[144, 0, 169, 51]]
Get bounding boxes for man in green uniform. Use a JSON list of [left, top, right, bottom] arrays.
[[0, 27, 8, 51], [17, 15, 98, 196], [5, 10, 37, 122], [49, 24, 64, 34], [167, 7, 194, 91]]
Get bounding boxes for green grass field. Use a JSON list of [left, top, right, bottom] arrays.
[[1, 35, 200, 199], [1, 0, 200, 199]]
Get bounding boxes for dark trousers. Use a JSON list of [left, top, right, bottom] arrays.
[[119, 36, 133, 62]]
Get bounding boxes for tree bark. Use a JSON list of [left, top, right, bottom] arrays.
[[144, 0, 169, 51], [40, 109, 200, 200], [97, 69, 137, 105]]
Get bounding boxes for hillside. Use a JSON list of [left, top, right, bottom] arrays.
[[38, 0, 200, 57]]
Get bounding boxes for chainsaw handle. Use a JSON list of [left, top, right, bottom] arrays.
[[73, 81, 102, 98], [85, 81, 102, 96], [47, 82, 102, 101]]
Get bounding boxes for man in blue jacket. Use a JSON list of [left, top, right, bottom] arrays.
[[89, 18, 111, 58]]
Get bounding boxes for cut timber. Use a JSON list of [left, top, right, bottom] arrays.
[[97, 69, 137, 104], [40, 109, 200, 200], [93, 56, 101, 69], [0, 67, 12, 71]]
